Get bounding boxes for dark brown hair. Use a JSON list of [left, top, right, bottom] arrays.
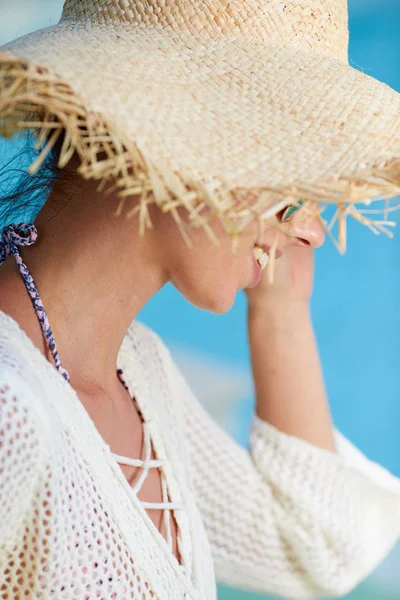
[[0, 130, 80, 227]]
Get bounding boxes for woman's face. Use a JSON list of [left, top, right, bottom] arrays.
[[151, 203, 325, 313]]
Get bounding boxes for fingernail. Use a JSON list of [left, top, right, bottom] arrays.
[[280, 201, 304, 223], [280, 206, 293, 223]]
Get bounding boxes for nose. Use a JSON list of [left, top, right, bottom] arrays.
[[287, 210, 325, 249]]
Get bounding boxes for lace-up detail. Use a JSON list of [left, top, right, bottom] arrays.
[[116, 368, 185, 562], [110, 420, 185, 555]]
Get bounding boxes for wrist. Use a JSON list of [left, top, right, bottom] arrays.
[[247, 299, 311, 332]]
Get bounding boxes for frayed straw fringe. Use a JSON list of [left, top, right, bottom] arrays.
[[1, 55, 400, 257]]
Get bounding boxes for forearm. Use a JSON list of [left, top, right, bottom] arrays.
[[247, 301, 336, 452]]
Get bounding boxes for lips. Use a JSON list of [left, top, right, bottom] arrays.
[[248, 243, 283, 288], [253, 243, 283, 269], [257, 244, 283, 259], [253, 245, 269, 270]]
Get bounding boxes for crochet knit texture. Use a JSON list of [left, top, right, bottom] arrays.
[[0, 310, 400, 600]]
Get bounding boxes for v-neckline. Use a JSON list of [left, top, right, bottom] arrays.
[[113, 365, 184, 566], [0, 310, 197, 597]]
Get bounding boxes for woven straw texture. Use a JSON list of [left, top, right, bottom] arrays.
[[1, 0, 400, 251]]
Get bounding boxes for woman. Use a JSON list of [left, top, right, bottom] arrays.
[[0, 1, 400, 599]]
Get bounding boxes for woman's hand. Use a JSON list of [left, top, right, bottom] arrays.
[[245, 241, 315, 313], [244, 233, 336, 452], [245, 202, 325, 312]]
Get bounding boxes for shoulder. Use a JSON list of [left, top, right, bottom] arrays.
[[122, 319, 190, 396], [125, 319, 173, 363], [126, 318, 166, 347], [0, 332, 52, 445], [0, 357, 50, 527], [0, 364, 50, 474]]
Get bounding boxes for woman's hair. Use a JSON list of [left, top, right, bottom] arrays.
[[0, 130, 79, 228]]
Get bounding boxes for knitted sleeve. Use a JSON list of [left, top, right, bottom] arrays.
[[0, 371, 48, 558], [169, 354, 400, 599]]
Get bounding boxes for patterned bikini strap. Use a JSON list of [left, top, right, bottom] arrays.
[[0, 223, 38, 264], [0, 222, 71, 383]]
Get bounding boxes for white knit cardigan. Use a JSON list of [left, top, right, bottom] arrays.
[[0, 309, 399, 600]]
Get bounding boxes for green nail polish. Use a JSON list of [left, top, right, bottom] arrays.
[[283, 200, 304, 221]]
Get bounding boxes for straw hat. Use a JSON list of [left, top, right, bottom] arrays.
[[1, 0, 400, 253]]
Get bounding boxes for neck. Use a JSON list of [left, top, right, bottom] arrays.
[[0, 176, 167, 392]]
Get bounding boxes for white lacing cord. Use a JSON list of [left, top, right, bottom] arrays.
[[132, 424, 154, 495], [112, 423, 184, 558]]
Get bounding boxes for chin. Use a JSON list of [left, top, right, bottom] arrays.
[[182, 287, 236, 315]]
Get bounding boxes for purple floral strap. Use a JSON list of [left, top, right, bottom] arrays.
[[0, 222, 70, 382]]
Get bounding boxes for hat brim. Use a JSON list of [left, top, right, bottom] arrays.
[[1, 19, 400, 251]]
